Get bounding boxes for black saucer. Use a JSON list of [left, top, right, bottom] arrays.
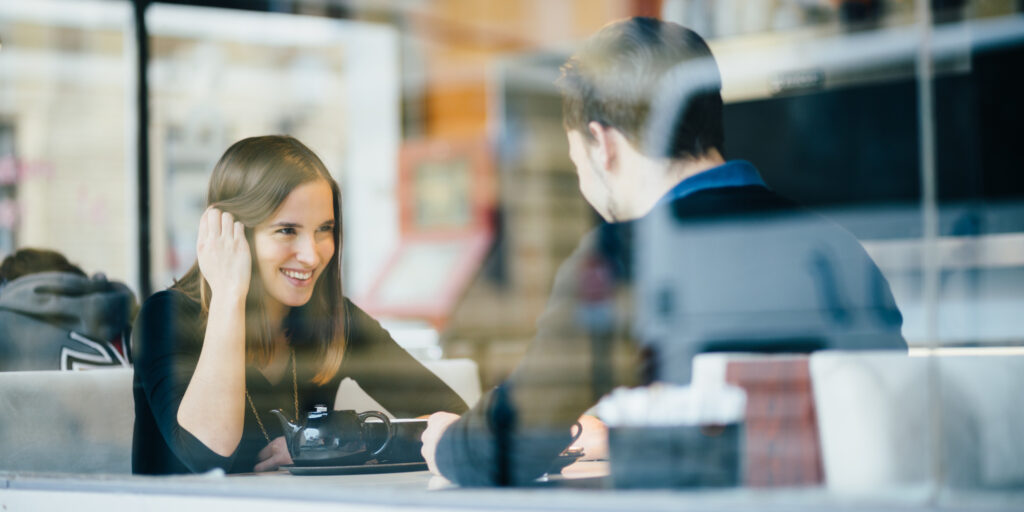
[[283, 461, 428, 476]]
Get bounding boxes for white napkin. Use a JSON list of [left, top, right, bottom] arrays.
[[595, 382, 746, 427]]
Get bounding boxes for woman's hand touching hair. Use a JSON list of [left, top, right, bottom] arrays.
[[178, 207, 253, 456], [197, 207, 251, 300]]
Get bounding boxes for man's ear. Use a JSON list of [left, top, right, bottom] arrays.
[[587, 121, 619, 173]]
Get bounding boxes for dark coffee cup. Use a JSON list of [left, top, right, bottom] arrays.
[[365, 418, 429, 463], [547, 420, 586, 474]]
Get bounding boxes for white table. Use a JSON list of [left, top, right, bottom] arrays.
[[3, 462, 1023, 512]]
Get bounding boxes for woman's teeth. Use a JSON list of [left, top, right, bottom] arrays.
[[282, 269, 312, 280]]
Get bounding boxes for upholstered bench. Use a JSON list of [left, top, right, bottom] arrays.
[[0, 368, 135, 474]]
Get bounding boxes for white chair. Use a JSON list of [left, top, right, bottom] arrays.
[[334, 358, 482, 416], [0, 368, 135, 474], [810, 351, 1024, 492]]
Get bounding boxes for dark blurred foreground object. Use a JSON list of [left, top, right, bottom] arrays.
[[836, 0, 883, 26], [609, 423, 743, 488], [835, 0, 966, 28], [0, 248, 136, 371]]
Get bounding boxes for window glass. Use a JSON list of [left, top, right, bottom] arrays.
[[1, 0, 1022, 509], [0, 0, 135, 286]]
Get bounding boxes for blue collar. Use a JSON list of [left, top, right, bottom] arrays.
[[658, 160, 766, 206]]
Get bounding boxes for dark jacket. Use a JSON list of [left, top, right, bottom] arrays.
[[0, 271, 136, 371], [435, 182, 907, 486]]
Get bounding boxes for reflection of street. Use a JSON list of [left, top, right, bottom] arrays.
[[864, 232, 1024, 345]]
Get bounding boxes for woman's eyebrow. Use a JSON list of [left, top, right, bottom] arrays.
[[267, 220, 334, 229]]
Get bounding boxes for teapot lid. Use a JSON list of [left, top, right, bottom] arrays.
[[307, 404, 329, 420]]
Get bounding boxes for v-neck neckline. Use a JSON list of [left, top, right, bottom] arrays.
[[258, 349, 292, 386], [248, 361, 290, 390]]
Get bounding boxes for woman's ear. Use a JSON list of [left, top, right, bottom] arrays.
[[587, 121, 619, 174]]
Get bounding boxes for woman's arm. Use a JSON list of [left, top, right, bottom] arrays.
[[133, 291, 236, 473], [176, 208, 251, 456], [340, 300, 468, 417]]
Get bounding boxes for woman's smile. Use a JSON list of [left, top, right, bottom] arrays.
[[280, 268, 314, 283]]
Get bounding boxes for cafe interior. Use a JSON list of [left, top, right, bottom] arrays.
[[1, 0, 1023, 510]]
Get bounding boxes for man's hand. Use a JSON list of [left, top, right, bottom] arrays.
[[253, 436, 293, 472], [421, 411, 460, 476], [570, 414, 608, 460]]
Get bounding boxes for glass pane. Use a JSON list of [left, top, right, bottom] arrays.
[[0, 0, 136, 474], [4, 2, 1024, 511], [0, 0, 134, 286], [146, 4, 400, 294], [926, 0, 1024, 502]]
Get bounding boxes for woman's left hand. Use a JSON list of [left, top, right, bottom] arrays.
[[254, 436, 293, 472]]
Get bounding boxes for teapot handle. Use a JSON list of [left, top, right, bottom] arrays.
[[358, 411, 393, 457]]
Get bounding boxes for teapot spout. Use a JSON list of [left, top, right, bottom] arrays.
[[269, 409, 304, 461], [269, 409, 302, 439]]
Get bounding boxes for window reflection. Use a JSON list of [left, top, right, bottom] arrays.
[[0, 0, 1022, 509], [0, 0, 134, 285]]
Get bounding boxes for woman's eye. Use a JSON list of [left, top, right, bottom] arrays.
[[318, 225, 334, 232], [277, 227, 297, 235]]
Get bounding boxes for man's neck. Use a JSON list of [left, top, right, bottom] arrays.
[[624, 148, 725, 220]]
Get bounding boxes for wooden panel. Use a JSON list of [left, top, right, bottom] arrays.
[[725, 358, 824, 487]]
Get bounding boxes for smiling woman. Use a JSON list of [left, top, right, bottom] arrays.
[[130, 136, 468, 475], [253, 180, 337, 317]]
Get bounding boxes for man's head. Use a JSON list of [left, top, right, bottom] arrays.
[[557, 17, 724, 221], [0, 248, 86, 284]]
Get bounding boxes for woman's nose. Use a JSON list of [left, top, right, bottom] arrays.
[[295, 236, 319, 266]]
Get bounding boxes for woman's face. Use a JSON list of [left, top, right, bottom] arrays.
[[252, 179, 336, 315]]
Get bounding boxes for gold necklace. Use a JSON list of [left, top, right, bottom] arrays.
[[246, 347, 298, 443]]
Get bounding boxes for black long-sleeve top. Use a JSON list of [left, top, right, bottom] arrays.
[[132, 289, 467, 475], [435, 171, 907, 486]]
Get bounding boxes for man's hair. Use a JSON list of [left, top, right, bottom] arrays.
[[557, 17, 724, 160], [0, 248, 86, 282]]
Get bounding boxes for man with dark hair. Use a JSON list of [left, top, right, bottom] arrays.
[[559, 16, 724, 166], [421, 17, 906, 486]]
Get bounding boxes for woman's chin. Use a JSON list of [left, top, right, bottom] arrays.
[[285, 295, 314, 308], [268, 291, 314, 309]]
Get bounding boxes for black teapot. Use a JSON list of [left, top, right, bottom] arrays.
[[271, 405, 393, 466]]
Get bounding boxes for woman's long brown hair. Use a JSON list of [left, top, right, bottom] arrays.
[[173, 135, 345, 385]]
